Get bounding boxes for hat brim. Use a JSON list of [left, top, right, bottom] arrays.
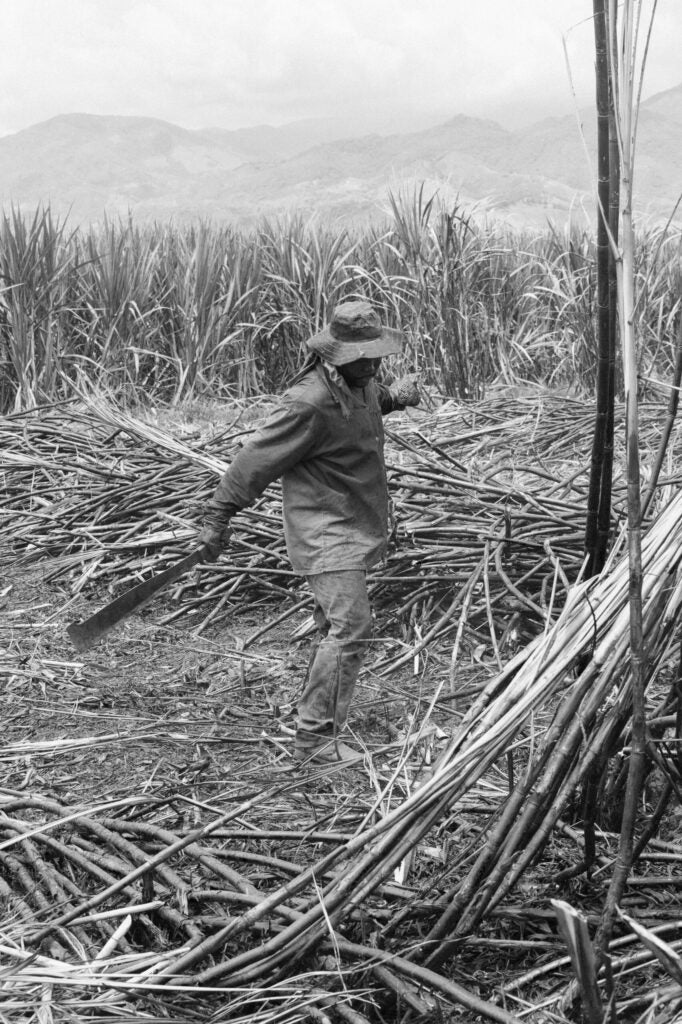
[[306, 326, 404, 365]]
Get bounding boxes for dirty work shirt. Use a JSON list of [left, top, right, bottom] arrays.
[[209, 366, 401, 574]]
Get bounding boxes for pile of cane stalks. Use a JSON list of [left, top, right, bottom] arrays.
[[2, 387, 682, 1024]]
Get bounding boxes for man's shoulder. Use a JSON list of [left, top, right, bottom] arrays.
[[283, 369, 333, 409]]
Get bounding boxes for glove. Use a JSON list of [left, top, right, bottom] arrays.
[[197, 522, 232, 562], [197, 497, 238, 561], [390, 375, 421, 408]]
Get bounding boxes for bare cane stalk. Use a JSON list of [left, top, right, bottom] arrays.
[[585, 0, 616, 578], [595, 0, 657, 957]]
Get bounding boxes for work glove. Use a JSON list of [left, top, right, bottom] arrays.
[[197, 498, 237, 561], [197, 522, 232, 562], [390, 374, 421, 408]]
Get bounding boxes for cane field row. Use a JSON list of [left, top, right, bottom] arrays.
[[1, 191, 682, 413]]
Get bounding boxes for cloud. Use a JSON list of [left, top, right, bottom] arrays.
[[0, 0, 678, 136]]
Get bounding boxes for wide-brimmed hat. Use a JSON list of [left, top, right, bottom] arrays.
[[306, 300, 404, 365]]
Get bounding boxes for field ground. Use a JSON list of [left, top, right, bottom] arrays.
[[2, 388, 682, 1023]]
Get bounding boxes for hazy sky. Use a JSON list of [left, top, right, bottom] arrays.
[[1, 0, 679, 137]]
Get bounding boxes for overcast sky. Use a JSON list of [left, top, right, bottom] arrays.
[[1, 0, 679, 138]]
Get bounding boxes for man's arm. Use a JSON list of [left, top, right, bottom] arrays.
[[199, 400, 320, 558]]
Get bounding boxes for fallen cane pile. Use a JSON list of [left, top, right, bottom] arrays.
[[2, 389, 682, 1022], [1, 390, 601, 659]]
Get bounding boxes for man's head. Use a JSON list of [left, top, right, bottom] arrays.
[[338, 356, 382, 388], [306, 300, 404, 369]]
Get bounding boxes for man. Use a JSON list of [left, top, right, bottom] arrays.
[[198, 299, 420, 764]]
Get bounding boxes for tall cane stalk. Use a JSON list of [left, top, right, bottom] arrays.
[[595, 0, 658, 957], [585, 0, 617, 578]]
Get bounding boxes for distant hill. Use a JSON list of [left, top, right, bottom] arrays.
[[0, 90, 681, 231]]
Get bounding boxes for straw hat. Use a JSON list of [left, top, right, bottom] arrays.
[[306, 300, 404, 366]]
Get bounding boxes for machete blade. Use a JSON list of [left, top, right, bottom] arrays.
[[67, 546, 208, 652]]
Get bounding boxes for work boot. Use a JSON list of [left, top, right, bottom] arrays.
[[294, 736, 363, 765]]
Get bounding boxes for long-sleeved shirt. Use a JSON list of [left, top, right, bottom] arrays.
[[209, 364, 401, 574]]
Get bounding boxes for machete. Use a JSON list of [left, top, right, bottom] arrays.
[[67, 545, 210, 652]]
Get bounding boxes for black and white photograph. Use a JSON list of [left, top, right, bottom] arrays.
[[2, 3, 682, 1022]]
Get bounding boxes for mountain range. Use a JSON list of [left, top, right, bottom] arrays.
[[1, 85, 681, 231]]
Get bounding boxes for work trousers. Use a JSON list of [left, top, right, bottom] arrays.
[[295, 570, 373, 750]]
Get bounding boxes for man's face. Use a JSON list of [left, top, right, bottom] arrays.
[[338, 357, 382, 388]]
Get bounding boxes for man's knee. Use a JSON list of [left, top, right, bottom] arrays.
[[348, 600, 373, 644], [308, 571, 370, 630], [326, 571, 372, 643]]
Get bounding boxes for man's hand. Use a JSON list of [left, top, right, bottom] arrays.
[[197, 522, 232, 562], [391, 375, 421, 408]]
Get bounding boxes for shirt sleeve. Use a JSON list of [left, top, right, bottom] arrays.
[[375, 382, 402, 415], [210, 399, 321, 510]]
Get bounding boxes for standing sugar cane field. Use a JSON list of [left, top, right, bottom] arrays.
[[1, 194, 682, 413], [2, 192, 682, 1024]]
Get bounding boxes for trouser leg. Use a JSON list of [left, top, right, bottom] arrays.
[[295, 570, 372, 751]]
